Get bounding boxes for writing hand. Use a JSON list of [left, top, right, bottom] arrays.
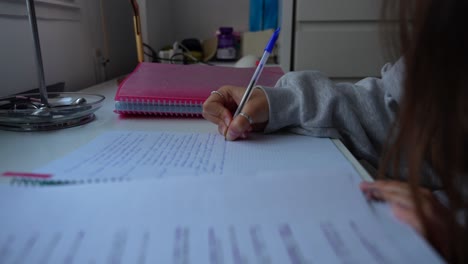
[[202, 85, 269, 141], [360, 180, 451, 259]]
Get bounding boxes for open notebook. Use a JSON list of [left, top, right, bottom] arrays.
[[0, 131, 442, 262], [114, 62, 284, 116], [0, 171, 442, 263], [6, 131, 362, 185]]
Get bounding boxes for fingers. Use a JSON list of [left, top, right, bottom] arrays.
[[225, 112, 252, 141], [360, 180, 432, 207], [391, 205, 425, 235], [202, 86, 270, 141], [361, 180, 452, 250], [361, 181, 412, 205], [225, 88, 269, 141], [365, 184, 414, 208], [202, 86, 241, 136], [360, 180, 427, 235]]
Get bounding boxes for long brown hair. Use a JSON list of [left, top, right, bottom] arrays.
[[380, 0, 468, 262]]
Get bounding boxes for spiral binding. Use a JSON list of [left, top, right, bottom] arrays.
[[115, 98, 203, 116], [9, 177, 130, 187]]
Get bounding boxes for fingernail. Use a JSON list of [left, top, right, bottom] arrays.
[[219, 125, 227, 137], [224, 117, 231, 127], [226, 129, 240, 141]]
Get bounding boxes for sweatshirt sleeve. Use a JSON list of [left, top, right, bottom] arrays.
[[256, 59, 404, 167]]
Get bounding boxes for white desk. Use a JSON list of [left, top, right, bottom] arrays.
[[0, 79, 371, 181], [0, 81, 444, 264]]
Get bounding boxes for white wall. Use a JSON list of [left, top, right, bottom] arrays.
[[171, 0, 250, 41], [101, 0, 138, 80], [0, 0, 138, 97], [0, 0, 96, 96], [142, 0, 250, 53], [144, 0, 174, 56], [0, 0, 255, 97]]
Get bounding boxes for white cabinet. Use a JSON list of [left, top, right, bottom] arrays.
[[280, 0, 386, 80]]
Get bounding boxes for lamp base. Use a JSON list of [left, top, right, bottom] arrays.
[[0, 92, 105, 132], [0, 113, 96, 132]]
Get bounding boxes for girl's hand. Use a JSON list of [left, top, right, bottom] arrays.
[[360, 180, 450, 258], [202, 86, 269, 141]]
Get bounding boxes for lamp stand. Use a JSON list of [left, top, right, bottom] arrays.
[[0, 0, 105, 131]]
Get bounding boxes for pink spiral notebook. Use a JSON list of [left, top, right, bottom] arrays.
[[114, 62, 284, 116]]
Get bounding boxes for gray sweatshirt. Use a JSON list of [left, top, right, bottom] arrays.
[[258, 59, 466, 218], [258, 59, 404, 176]]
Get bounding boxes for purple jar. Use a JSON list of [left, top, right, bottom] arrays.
[[216, 27, 237, 60]]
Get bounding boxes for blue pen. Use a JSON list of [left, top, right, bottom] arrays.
[[233, 28, 281, 119]]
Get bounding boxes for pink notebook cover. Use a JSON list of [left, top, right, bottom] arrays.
[[114, 62, 284, 115]]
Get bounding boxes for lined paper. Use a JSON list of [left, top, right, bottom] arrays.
[[0, 171, 442, 263], [33, 131, 359, 182]]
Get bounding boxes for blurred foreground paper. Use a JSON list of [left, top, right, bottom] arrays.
[[0, 169, 443, 263]]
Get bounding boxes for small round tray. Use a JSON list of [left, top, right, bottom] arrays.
[[0, 92, 105, 131]]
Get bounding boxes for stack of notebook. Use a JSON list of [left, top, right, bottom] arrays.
[[114, 62, 284, 116]]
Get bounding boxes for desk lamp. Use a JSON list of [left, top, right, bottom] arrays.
[[0, 0, 105, 131]]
